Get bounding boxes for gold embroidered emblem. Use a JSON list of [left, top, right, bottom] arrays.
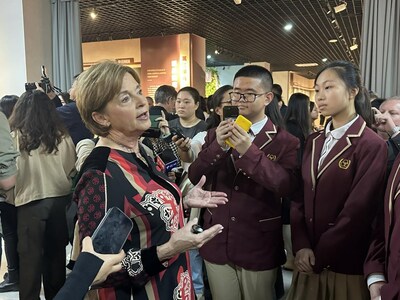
[[338, 158, 351, 170], [267, 154, 277, 161]]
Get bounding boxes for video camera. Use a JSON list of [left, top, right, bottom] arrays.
[[25, 66, 62, 95]]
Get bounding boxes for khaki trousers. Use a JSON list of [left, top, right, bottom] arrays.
[[205, 260, 277, 300]]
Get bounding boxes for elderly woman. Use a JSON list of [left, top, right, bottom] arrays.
[[74, 61, 225, 300]]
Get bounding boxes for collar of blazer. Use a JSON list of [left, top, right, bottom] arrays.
[[254, 118, 278, 150], [310, 117, 366, 188]]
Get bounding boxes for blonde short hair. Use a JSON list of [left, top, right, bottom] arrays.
[[75, 61, 140, 136]]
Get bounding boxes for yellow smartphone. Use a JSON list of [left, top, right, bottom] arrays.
[[225, 115, 252, 148]]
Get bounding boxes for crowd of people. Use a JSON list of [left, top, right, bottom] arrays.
[[0, 59, 399, 300]]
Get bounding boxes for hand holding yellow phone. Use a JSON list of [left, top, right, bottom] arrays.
[[225, 115, 252, 148]]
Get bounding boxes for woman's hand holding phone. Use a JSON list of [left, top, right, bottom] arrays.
[[81, 237, 125, 285]]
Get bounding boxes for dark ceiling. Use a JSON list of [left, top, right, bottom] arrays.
[[79, 0, 363, 79]]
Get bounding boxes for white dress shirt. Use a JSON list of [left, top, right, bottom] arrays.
[[318, 115, 359, 169]]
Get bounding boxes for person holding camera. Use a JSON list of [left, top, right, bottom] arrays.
[[10, 90, 76, 300], [74, 61, 226, 300]]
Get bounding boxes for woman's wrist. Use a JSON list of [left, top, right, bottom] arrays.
[[156, 242, 175, 262]]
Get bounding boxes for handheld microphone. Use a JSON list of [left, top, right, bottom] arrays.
[[156, 149, 179, 173]]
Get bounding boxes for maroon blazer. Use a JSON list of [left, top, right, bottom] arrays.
[[381, 153, 400, 299], [291, 117, 387, 275], [188, 119, 299, 271]]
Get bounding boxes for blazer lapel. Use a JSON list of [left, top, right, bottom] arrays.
[[386, 154, 400, 248], [317, 118, 366, 179], [254, 118, 277, 150], [310, 133, 325, 189]]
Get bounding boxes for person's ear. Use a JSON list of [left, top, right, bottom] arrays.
[[92, 111, 110, 127], [350, 87, 359, 99], [215, 106, 223, 116], [264, 92, 274, 107]]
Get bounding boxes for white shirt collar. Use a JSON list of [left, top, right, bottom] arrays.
[[325, 115, 359, 140], [250, 116, 268, 136]]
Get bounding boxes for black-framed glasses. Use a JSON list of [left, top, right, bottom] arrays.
[[229, 91, 268, 103]]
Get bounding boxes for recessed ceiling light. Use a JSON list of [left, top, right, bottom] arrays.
[[329, 39, 338, 43], [284, 23, 293, 31], [90, 9, 97, 19], [350, 37, 358, 50], [322, 58, 328, 62], [334, 2, 347, 13], [350, 44, 358, 51], [295, 63, 319, 67], [207, 55, 212, 59]]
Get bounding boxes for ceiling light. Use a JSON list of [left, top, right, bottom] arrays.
[[331, 18, 337, 24], [284, 23, 293, 31], [207, 55, 212, 59], [215, 50, 220, 55], [234, 0, 242, 4], [326, 3, 332, 14], [334, 2, 347, 13], [329, 39, 338, 43], [322, 58, 328, 62], [350, 37, 358, 50], [90, 9, 97, 19], [350, 44, 358, 50], [295, 63, 319, 67]]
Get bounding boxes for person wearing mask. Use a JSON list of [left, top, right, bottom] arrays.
[[74, 61, 226, 300], [287, 61, 387, 300], [188, 65, 299, 300]]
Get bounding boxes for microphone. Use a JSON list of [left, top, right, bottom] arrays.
[[156, 148, 179, 173]]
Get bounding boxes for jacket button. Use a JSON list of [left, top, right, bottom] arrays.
[[243, 172, 247, 176], [216, 154, 220, 158], [309, 218, 313, 223], [213, 158, 217, 162], [231, 217, 236, 221], [234, 186, 239, 191]]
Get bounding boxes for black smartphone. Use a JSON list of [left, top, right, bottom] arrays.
[[170, 127, 186, 139], [91, 207, 133, 254], [149, 106, 163, 129], [223, 106, 239, 120]]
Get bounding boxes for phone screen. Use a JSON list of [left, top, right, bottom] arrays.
[[91, 207, 133, 254], [223, 106, 239, 120]]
